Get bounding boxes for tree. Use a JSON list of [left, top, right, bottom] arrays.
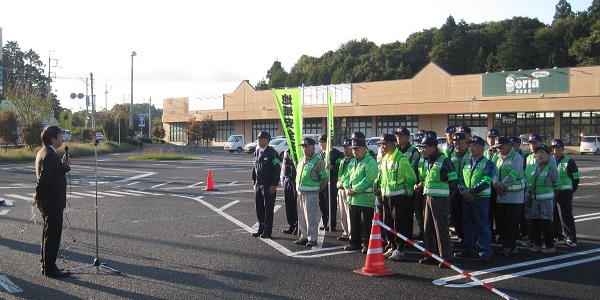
[[152, 125, 166, 140], [21, 119, 43, 149], [266, 61, 289, 89], [4, 79, 52, 124], [0, 109, 20, 150], [199, 115, 217, 149], [554, 0, 574, 23], [186, 118, 201, 146]]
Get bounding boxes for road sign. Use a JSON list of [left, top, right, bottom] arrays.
[[139, 114, 145, 127]]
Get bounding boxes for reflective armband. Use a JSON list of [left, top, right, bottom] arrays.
[[319, 171, 329, 179], [572, 172, 579, 180], [553, 181, 562, 190], [447, 171, 458, 181], [272, 158, 281, 166], [482, 175, 492, 185], [509, 169, 520, 179]]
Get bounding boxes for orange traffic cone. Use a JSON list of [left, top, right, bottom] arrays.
[[353, 212, 396, 277], [202, 170, 218, 191]]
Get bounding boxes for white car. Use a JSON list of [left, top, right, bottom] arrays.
[[269, 138, 289, 156], [580, 136, 600, 155], [366, 137, 380, 154], [244, 141, 258, 154], [95, 132, 105, 140]]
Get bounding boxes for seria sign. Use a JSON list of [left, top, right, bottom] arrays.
[[482, 68, 569, 97]]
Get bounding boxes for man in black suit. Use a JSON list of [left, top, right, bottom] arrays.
[[33, 125, 72, 278]]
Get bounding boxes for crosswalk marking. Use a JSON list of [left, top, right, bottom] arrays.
[[95, 191, 125, 197], [70, 191, 104, 198], [0, 210, 9, 215], [108, 190, 146, 196], [5, 194, 32, 202]]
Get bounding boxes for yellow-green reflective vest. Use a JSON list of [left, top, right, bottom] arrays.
[[557, 157, 577, 190], [496, 151, 525, 192], [380, 149, 416, 196], [451, 149, 471, 172], [296, 155, 321, 192], [531, 163, 556, 201], [424, 155, 452, 197], [462, 157, 492, 198]]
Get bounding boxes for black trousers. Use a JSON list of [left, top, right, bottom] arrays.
[[489, 187, 497, 242], [450, 192, 463, 239], [319, 183, 338, 229], [553, 190, 577, 242], [383, 194, 414, 251], [255, 184, 276, 235], [349, 205, 374, 247], [39, 206, 64, 270], [494, 203, 523, 250], [282, 178, 297, 229], [532, 219, 554, 248], [414, 190, 425, 236]]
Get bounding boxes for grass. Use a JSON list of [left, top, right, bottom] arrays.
[[0, 141, 138, 163]]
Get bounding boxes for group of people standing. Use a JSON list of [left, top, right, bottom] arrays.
[[251, 126, 580, 266]]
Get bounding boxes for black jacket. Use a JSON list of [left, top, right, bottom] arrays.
[[35, 146, 70, 210], [252, 145, 281, 187]]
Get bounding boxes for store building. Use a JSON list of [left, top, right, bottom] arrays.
[[162, 62, 600, 146]]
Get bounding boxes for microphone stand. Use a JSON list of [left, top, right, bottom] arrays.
[[69, 139, 121, 274]]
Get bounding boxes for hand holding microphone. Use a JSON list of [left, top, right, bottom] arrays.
[[63, 146, 71, 166]]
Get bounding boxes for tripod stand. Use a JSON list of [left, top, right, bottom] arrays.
[[69, 139, 121, 274]]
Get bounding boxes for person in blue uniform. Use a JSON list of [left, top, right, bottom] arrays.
[[251, 131, 281, 238]]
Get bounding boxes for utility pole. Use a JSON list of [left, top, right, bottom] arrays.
[[90, 73, 95, 130], [149, 96, 152, 139]]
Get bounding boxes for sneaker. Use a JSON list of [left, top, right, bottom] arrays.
[[305, 241, 317, 247], [453, 252, 475, 259], [383, 248, 395, 259], [419, 257, 436, 264], [294, 239, 308, 245], [541, 247, 556, 254], [344, 244, 361, 251], [500, 248, 511, 257], [389, 250, 405, 261], [337, 235, 349, 241], [510, 248, 518, 254], [530, 245, 542, 252], [554, 237, 565, 244], [565, 240, 577, 247], [521, 240, 534, 247]]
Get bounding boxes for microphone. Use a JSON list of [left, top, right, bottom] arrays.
[[64, 146, 70, 158]]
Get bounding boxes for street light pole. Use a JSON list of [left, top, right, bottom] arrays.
[[130, 51, 137, 128]]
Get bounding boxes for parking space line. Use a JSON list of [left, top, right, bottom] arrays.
[[5, 194, 32, 202], [0, 210, 9, 215], [151, 181, 172, 188]]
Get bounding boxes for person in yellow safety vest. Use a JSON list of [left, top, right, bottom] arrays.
[[454, 136, 495, 262], [550, 139, 579, 247], [336, 138, 354, 241], [413, 130, 428, 241], [375, 133, 417, 261], [415, 131, 458, 268], [525, 145, 561, 254], [294, 137, 328, 247], [484, 128, 500, 245], [509, 135, 529, 240], [493, 136, 524, 257], [449, 132, 471, 247], [442, 126, 456, 158], [343, 138, 379, 254]]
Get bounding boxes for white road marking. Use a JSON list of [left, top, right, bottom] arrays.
[[187, 181, 204, 187], [151, 181, 172, 188], [0, 210, 9, 215], [95, 191, 125, 197], [70, 191, 104, 198], [127, 182, 140, 185], [119, 189, 163, 196], [5, 194, 33, 202], [219, 201, 239, 211], [0, 275, 22, 293], [109, 190, 145, 196], [116, 172, 156, 182], [434, 248, 600, 288], [578, 166, 600, 172]]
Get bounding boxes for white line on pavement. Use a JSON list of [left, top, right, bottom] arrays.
[[219, 201, 239, 211], [0, 275, 22, 293], [116, 172, 156, 183], [151, 181, 172, 188], [0, 210, 9, 215], [5, 194, 33, 202]]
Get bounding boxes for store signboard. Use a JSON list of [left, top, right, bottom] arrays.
[[482, 68, 569, 96]]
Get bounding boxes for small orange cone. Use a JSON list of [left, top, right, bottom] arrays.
[[353, 212, 396, 277], [202, 170, 218, 191]]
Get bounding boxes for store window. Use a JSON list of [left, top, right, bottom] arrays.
[[561, 111, 600, 145], [252, 120, 279, 140], [493, 112, 554, 142], [334, 117, 373, 145], [303, 118, 323, 135], [169, 122, 187, 143], [216, 121, 234, 142], [376, 115, 418, 136]]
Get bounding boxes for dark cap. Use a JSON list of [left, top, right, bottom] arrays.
[[257, 131, 271, 140], [528, 134, 542, 143], [351, 131, 366, 140], [300, 137, 317, 146], [349, 138, 367, 148], [395, 127, 410, 136], [376, 133, 397, 144], [492, 136, 511, 148], [342, 138, 352, 147], [487, 128, 500, 137], [509, 136, 520, 144], [452, 133, 466, 141], [445, 126, 456, 133], [550, 139, 565, 148], [318, 134, 327, 142], [416, 131, 438, 147], [467, 135, 486, 146], [457, 126, 471, 134], [534, 144, 551, 154]]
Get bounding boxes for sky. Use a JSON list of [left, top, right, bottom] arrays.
[[0, 0, 592, 112]]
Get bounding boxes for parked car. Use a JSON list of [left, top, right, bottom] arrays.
[[61, 129, 71, 142], [269, 138, 289, 156], [244, 141, 258, 154], [95, 132, 105, 140], [224, 134, 245, 153], [580, 136, 600, 155], [135, 131, 142, 139], [366, 137, 380, 154]]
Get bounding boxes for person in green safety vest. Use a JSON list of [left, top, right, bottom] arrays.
[[493, 136, 524, 257], [294, 137, 328, 247], [526, 145, 561, 254], [412, 130, 428, 241], [343, 138, 378, 254], [509, 135, 529, 240], [484, 128, 500, 245], [550, 139, 579, 247], [336, 138, 354, 241], [376, 133, 416, 261], [441, 126, 456, 158], [415, 131, 457, 268], [454, 135, 495, 262], [449, 132, 471, 247]]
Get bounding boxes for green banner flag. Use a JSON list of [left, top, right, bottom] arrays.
[[274, 88, 302, 164], [325, 90, 333, 167]]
